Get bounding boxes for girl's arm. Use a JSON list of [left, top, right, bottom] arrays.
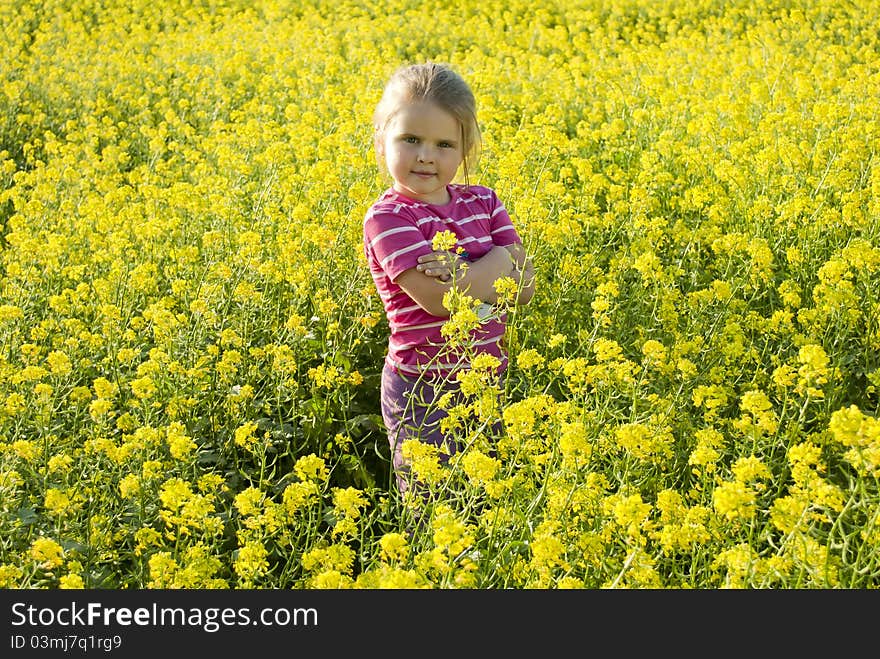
[[395, 245, 515, 317], [503, 243, 536, 306]]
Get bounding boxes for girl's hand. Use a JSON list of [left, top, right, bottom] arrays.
[[416, 251, 464, 283], [503, 242, 528, 270]]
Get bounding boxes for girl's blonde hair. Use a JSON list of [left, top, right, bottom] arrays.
[[373, 62, 482, 186]]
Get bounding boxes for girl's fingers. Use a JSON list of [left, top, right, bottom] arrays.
[[424, 267, 449, 276], [418, 251, 456, 264], [416, 251, 460, 279], [417, 259, 451, 273]]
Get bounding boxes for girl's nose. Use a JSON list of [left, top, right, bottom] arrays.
[[417, 146, 433, 162]]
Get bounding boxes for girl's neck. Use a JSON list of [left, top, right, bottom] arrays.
[[393, 183, 456, 208]]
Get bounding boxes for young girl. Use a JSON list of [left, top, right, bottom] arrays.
[[362, 62, 535, 496]]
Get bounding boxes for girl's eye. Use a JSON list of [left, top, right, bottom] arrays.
[[404, 136, 419, 144], [438, 142, 452, 148]]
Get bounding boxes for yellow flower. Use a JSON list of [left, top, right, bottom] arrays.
[[356, 565, 428, 588], [828, 405, 880, 475], [29, 537, 64, 569], [142, 460, 164, 480], [12, 440, 39, 461], [401, 440, 444, 487], [46, 350, 72, 376], [4, 393, 26, 416], [234, 540, 269, 584], [119, 474, 141, 498], [795, 343, 831, 398], [282, 481, 320, 515], [47, 454, 73, 473], [772, 364, 796, 389], [59, 573, 85, 589], [440, 294, 482, 340], [516, 348, 545, 369], [735, 389, 778, 436], [116, 348, 138, 365], [713, 543, 754, 588], [301, 544, 355, 575], [460, 449, 500, 485], [688, 427, 725, 470], [44, 488, 74, 516], [731, 455, 772, 484], [608, 492, 652, 540], [130, 375, 157, 400], [769, 495, 808, 534], [15, 365, 48, 382], [234, 486, 265, 518], [614, 422, 674, 461], [641, 339, 667, 365], [0, 564, 23, 587], [712, 481, 756, 521], [592, 338, 624, 363], [559, 421, 592, 469], [166, 422, 197, 460], [0, 304, 23, 323], [147, 553, 179, 588], [310, 570, 353, 589], [294, 454, 329, 483], [332, 486, 369, 520], [379, 533, 410, 563], [33, 382, 54, 400], [92, 377, 117, 399], [134, 528, 162, 556], [307, 363, 344, 389], [529, 521, 567, 573], [89, 398, 113, 419], [493, 274, 518, 305], [69, 385, 92, 403], [431, 504, 473, 557], [234, 421, 260, 451], [431, 229, 458, 251]]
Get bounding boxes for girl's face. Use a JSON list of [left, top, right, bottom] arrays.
[[378, 101, 464, 205]]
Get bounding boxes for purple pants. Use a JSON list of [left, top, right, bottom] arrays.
[[381, 364, 460, 494], [380, 363, 502, 494]]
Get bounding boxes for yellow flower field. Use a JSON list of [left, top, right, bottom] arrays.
[[1, 0, 878, 588]]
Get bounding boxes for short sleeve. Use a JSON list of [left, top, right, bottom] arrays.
[[363, 207, 434, 282], [486, 189, 522, 247]]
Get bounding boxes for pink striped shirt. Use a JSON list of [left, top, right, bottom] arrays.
[[363, 184, 522, 377]]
